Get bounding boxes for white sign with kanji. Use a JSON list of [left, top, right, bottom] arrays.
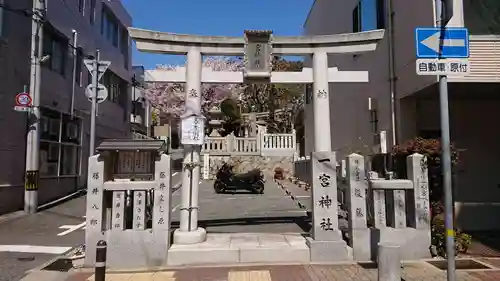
[[416, 59, 470, 76], [180, 115, 205, 145]]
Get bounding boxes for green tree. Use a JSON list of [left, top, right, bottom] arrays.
[[240, 57, 304, 133]]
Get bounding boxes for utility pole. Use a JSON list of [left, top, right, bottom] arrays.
[[89, 49, 100, 156], [435, 0, 456, 280], [24, 0, 46, 214]]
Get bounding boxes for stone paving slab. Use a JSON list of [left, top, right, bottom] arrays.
[[69, 261, 500, 281], [167, 233, 310, 265]]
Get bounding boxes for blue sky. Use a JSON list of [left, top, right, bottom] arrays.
[[122, 0, 376, 69]]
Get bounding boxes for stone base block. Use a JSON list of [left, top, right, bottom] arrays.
[[85, 230, 170, 269], [173, 227, 207, 245], [168, 247, 239, 266], [306, 238, 351, 262], [240, 246, 310, 263], [351, 228, 372, 261], [378, 228, 431, 260]]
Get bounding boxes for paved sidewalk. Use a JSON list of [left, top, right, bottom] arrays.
[[61, 260, 500, 281]]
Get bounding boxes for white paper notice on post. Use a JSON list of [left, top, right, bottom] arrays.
[[181, 115, 205, 145]]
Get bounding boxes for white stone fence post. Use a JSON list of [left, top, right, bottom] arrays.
[[345, 153, 431, 261]]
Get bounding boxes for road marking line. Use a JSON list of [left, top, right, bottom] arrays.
[[57, 221, 86, 236], [172, 204, 180, 212], [0, 245, 72, 254]]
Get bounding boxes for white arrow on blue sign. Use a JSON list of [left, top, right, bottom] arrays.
[[415, 27, 469, 59]]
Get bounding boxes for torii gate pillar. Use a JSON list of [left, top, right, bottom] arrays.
[[312, 51, 331, 152], [173, 48, 207, 245]]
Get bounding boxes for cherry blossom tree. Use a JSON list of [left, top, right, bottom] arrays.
[[145, 57, 245, 121]]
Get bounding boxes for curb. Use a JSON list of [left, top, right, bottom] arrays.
[[274, 179, 307, 210], [37, 189, 87, 212]]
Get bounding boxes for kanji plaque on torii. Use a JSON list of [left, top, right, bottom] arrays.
[[243, 30, 273, 83]]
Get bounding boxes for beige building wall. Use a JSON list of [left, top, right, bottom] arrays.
[[304, 0, 500, 230]]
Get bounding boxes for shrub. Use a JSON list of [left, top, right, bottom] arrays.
[[431, 215, 472, 257], [392, 137, 470, 257], [392, 137, 459, 203]]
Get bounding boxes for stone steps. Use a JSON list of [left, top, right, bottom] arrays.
[[167, 233, 310, 266]]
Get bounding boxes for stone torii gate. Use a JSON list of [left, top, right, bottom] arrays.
[[128, 28, 384, 259]]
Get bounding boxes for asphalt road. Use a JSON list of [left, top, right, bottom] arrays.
[[170, 179, 310, 234]]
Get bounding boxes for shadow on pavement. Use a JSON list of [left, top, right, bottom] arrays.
[[171, 216, 312, 233]]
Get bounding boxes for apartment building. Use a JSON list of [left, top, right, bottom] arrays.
[[304, 0, 500, 230], [0, 0, 133, 214], [131, 65, 152, 138]]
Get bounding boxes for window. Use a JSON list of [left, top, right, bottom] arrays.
[[78, 0, 85, 14], [42, 28, 68, 76], [100, 7, 106, 34], [376, 0, 386, 29], [40, 108, 82, 177], [90, 0, 96, 24], [101, 6, 125, 49], [102, 71, 125, 104], [111, 22, 118, 47], [353, 0, 384, 32], [352, 2, 362, 33], [0, 0, 4, 37], [52, 39, 64, 73], [120, 28, 129, 68], [75, 48, 83, 86]]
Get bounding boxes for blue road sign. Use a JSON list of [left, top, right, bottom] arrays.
[[415, 27, 469, 58]]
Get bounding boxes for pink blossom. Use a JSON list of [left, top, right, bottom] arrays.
[[145, 57, 245, 120]]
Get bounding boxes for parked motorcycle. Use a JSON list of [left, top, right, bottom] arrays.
[[214, 163, 265, 194]]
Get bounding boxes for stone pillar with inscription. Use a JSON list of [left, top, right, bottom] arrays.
[[306, 151, 349, 261], [174, 47, 207, 245], [345, 154, 371, 261], [148, 153, 173, 264], [84, 155, 105, 266], [369, 172, 388, 229], [406, 153, 431, 229], [312, 51, 331, 152]]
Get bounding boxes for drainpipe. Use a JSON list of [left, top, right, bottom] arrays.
[[387, 0, 398, 146], [70, 30, 78, 119]]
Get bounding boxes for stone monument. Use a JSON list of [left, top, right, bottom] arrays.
[[84, 140, 173, 268]]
